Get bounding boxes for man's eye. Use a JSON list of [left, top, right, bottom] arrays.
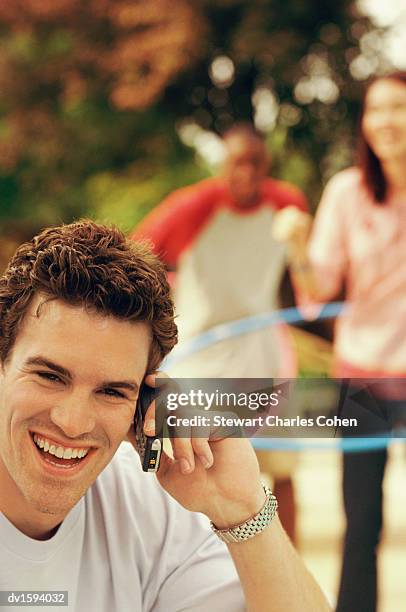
[[37, 371, 62, 383], [101, 388, 126, 399]]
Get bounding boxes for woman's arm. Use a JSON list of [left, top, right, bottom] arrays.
[[272, 206, 335, 303]]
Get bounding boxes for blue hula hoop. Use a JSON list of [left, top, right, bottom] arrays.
[[163, 301, 344, 368], [162, 302, 405, 453], [251, 435, 405, 453]]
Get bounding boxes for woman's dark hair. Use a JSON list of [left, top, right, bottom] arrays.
[[358, 70, 406, 204], [0, 220, 178, 372]]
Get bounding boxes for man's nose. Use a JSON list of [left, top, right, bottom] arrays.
[[234, 166, 256, 189], [49, 390, 96, 438], [239, 164, 256, 180]]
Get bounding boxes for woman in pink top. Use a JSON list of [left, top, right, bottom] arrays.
[[273, 71, 406, 612]]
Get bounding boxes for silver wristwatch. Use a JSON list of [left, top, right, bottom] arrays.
[[210, 485, 278, 544]]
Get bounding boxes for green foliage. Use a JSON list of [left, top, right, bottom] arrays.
[[0, 0, 385, 236], [86, 156, 208, 232]]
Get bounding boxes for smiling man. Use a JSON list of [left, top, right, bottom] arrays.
[[0, 296, 150, 537], [0, 220, 330, 611]]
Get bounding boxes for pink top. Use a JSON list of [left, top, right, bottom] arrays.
[[308, 167, 406, 379]]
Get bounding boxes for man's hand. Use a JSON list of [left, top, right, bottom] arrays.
[[127, 373, 265, 529], [127, 374, 332, 612]]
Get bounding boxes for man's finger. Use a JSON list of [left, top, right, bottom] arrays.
[[143, 399, 156, 436], [170, 435, 195, 474], [191, 437, 214, 469]]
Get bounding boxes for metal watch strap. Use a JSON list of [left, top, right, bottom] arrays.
[[210, 485, 278, 544]]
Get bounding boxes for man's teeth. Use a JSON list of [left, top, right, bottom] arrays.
[[33, 434, 89, 459]]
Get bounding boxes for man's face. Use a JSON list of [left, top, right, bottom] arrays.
[[222, 134, 269, 206], [0, 297, 150, 526]]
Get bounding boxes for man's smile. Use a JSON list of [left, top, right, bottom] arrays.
[[28, 430, 97, 476]]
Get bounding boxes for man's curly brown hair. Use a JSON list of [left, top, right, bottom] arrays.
[[0, 220, 178, 372]]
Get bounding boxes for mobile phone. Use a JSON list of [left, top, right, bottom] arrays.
[[134, 383, 163, 473]]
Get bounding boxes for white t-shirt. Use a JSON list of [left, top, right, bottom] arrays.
[[0, 443, 245, 612], [169, 206, 288, 378], [133, 177, 307, 379]]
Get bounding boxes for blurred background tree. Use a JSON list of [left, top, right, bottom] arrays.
[[0, 0, 404, 246]]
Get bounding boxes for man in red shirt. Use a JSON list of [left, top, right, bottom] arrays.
[[132, 123, 308, 542]]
